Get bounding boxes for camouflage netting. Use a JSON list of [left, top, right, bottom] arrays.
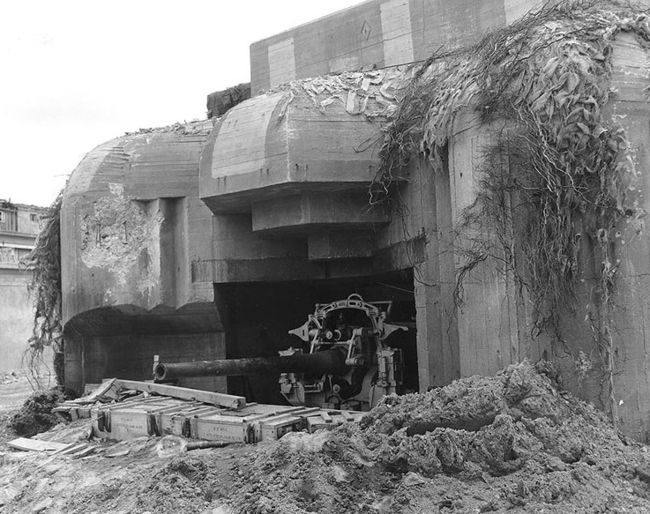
[[372, 0, 650, 418], [227, 361, 650, 513], [272, 67, 411, 123]]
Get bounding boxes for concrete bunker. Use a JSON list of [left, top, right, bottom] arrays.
[[53, 0, 650, 441]]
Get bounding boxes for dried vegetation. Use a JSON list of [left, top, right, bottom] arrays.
[[22, 193, 64, 387]]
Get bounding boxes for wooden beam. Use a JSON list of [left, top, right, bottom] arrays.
[[115, 380, 245, 410]]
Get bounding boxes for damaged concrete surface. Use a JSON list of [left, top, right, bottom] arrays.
[[3, 362, 650, 513], [62, 119, 215, 318], [80, 183, 163, 289]]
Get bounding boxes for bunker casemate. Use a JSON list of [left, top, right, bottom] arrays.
[[59, 0, 650, 442]]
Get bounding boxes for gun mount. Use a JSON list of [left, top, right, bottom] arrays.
[[153, 294, 407, 411]]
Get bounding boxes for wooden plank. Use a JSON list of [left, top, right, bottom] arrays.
[[7, 438, 69, 452], [115, 380, 245, 409]]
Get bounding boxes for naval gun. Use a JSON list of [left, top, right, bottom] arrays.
[[153, 294, 407, 410]]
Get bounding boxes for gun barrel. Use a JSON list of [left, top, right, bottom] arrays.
[[153, 349, 349, 382]]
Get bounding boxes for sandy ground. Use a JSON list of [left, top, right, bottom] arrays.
[[0, 373, 35, 413]]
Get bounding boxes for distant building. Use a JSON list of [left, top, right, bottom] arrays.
[[0, 199, 48, 372]]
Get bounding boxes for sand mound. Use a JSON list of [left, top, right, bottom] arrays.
[[229, 361, 650, 513], [3, 361, 650, 513]]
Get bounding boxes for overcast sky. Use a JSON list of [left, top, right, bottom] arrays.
[[0, 0, 364, 207]]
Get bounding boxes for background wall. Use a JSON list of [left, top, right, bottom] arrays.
[[0, 269, 33, 372], [0, 202, 47, 374]]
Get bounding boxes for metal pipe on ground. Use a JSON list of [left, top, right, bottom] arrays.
[[153, 349, 349, 382]]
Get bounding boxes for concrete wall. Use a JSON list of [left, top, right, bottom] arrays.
[[372, 119, 527, 392], [250, 0, 551, 94], [581, 33, 650, 441]]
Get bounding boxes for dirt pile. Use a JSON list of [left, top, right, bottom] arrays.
[[229, 361, 650, 513], [9, 388, 64, 437], [3, 362, 650, 513]]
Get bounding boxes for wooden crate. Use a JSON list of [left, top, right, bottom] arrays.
[[91, 395, 366, 444], [92, 398, 187, 440]]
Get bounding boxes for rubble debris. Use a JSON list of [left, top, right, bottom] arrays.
[[124, 119, 213, 136]]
